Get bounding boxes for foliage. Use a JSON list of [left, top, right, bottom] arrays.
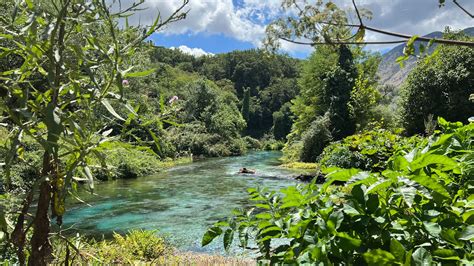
[[203, 119, 474, 264], [399, 34, 474, 135], [272, 102, 293, 141], [286, 45, 376, 163], [319, 128, 419, 172], [300, 115, 332, 163], [0, 0, 187, 263], [241, 88, 251, 123], [166, 122, 247, 157], [280, 162, 318, 170], [91, 141, 190, 180], [51, 230, 172, 264], [243, 136, 262, 150]]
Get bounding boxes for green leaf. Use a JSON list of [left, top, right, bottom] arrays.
[[337, 232, 362, 249], [398, 186, 416, 208], [351, 184, 366, 205], [124, 68, 156, 78], [223, 229, 233, 251], [363, 249, 396, 265], [410, 175, 450, 199], [390, 239, 406, 261], [323, 168, 360, 190], [84, 166, 94, 191], [441, 229, 463, 247], [354, 27, 365, 42], [423, 222, 441, 237], [101, 99, 125, 121], [202, 227, 222, 247], [432, 249, 460, 261], [459, 225, 474, 241], [412, 247, 432, 266], [411, 154, 458, 171]]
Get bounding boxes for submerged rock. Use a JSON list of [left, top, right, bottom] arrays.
[[294, 173, 345, 185]]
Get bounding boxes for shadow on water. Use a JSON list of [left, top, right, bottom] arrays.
[[62, 151, 306, 254]]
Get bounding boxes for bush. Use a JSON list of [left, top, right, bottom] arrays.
[[319, 128, 417, 171], [399, 38, 474, 135], [204, 119, 474, 265], [52, 230, 172, 264], [243, 136, 262, 150], [299, 116, 332, 162], [91, 142, 164, 180], [166, 122, 247, 157]]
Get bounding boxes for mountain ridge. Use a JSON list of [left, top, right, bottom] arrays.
[[377, 27, 474, 88]]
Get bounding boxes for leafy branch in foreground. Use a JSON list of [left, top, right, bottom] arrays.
[[0, 0, 188, 264], [203, 118, 474, 264]]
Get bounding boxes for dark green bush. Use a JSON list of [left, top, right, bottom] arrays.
[[300, 116, 332, 162]]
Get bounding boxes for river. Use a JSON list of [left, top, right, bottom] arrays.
[[62, 151, 306, 254]]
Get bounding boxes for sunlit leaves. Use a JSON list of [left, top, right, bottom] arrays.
[[203, 120, 474, 264]]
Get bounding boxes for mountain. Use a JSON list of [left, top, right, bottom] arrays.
[[377, 27, 474, 88]]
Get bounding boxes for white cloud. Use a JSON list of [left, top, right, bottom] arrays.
[[170, 45, 214, 57], [117, 0, 474, 55]]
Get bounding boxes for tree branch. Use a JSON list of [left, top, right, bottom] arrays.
[[352, 0, 364, 25], [453, 0, 474, 18], [280, 37, 407, 46]]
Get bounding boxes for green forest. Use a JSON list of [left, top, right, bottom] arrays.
[[0, 0, 473, 265]]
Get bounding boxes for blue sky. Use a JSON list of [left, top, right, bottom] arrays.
[[130, 0, 473, 59]]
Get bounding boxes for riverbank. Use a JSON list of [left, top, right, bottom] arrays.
[[50, 230, 255, 265]]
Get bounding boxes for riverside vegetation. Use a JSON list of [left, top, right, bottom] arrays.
[[0, 0, 473, 264]]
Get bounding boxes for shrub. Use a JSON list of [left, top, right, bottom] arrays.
[[399, 39, 474, 135], [91, 142, 164, 180], [52, 230, 172, 264], [242, 136, 262, 150], [204, 120, 474, 265], [300, 115, 332, 162], [319, 128, 417, 171]]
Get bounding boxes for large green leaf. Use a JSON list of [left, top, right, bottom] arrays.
[[411, 154, 458, 171], [337, 232, 362, 249], [223, 229, 233, 251], [101, 99, 125, 121], [423, 222, 441, 237], [459, 225, 474, 241], [410, 175, 450, 199], [390, 239, 406, 262], [202, 227, 223, 247], [412, 247, 432, 266], [363, 249, 396, 265], [124, 68, 156, 78]]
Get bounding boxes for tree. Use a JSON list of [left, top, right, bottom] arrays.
[[241, 88, 250, 123], [326, 45, 357, 140], [399, 35, 474, 135], [292, 45, 356, 139], [0, 0, 188, 264], [272, 103, 293, 140]]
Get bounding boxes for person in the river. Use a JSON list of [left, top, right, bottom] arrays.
[[239, 167, 256, 174]]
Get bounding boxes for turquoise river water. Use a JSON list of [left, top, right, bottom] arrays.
[[62, 151, 307, 254]]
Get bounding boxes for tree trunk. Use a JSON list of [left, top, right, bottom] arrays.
[[28, 153, 54, 266]]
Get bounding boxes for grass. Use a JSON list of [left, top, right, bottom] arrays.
[[280, 162, 319, 170]]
